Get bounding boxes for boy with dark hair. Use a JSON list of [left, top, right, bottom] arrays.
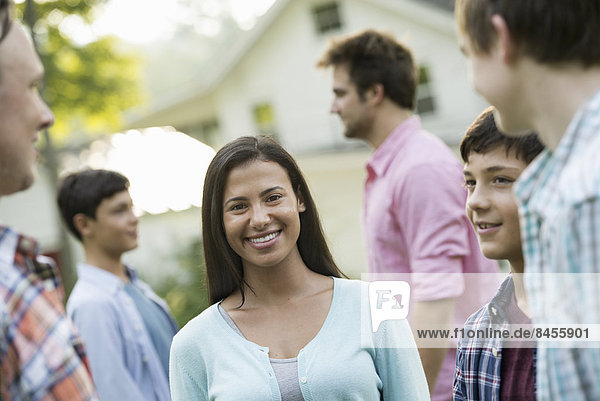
[[317, 29, 498, 400], [454, 107, 543, 400], [456, 1, 600, 398], [57, 169, 178, 401]]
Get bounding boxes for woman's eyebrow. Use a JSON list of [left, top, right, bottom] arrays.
[[224, 186, 284, 206]]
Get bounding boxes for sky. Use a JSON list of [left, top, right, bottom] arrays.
[[93, 0, 277, 44], [14, 0, 277, 44]]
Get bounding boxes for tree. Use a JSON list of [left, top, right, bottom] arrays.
[[152, 238, 210, 327], [17, 0, 143, 144]]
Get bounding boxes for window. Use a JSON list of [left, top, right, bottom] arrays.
[[415, 64, 436, 115], [199, 120, 219, 146], [253, 103, 279, 142], [312, 2, 342, 35], [181, 119, 219, 147]]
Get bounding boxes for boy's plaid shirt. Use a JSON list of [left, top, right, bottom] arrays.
[[515, 89, 600, 401], [0, 226, 97, 400]]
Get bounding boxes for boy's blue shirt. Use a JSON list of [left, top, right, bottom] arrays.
[[67, 262, 178, 401]]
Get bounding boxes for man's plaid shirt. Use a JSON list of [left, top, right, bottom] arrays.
[[0, 226, 97, 400], [453, 275, 537, 401]]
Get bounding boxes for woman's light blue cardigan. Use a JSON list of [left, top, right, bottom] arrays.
[[169, 278, 429, 400]]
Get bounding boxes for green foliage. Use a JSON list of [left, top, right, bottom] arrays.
[[154, 238, 210, 328], [16, 0, 144, 143]]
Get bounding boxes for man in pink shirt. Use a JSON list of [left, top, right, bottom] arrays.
[[318, 29, 498, 400]]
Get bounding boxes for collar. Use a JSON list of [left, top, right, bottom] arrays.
[[487, 275, 515, 324], [76, 262, 138, 294], [0, 225, 40, 259], [513, 148, 552, 207], [0, 225, 20, 266], [366, 115, 421, 178], [515, 89, 600, 212], [0, 225, 57, 283]]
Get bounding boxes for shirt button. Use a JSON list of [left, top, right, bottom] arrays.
[[492, 348, 498, 357], [300, 377, 307, 384], [135, 325, 142, 332], [491, 306, 497, 316]]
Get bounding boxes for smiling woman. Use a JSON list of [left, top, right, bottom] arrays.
[[201, 135, 340, 305], [222, 160, 306, 273], [168, 135, 430, 401]]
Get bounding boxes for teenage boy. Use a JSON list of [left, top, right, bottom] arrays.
[[455, 1, 600, 398], [0, 2, 97, 398], [454, 107, 544, 400], [57, 169, 178, 401], [317, 29, 498, 400]]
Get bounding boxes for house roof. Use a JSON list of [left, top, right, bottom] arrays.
[[126, 0, 455, 128]]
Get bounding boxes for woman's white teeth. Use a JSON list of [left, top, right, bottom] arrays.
[[479, 223, 500, 229], [248, 231, 279, 243]]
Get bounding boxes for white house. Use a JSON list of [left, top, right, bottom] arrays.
[[1, 0, 492, 287], [125, 0, 489, 152], [118, 0, 491, 281]]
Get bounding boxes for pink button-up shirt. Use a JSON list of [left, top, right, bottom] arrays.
[[363, 116, 498, 401]]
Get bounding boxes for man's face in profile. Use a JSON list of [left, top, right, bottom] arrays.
[[0, 17, 54, 195]]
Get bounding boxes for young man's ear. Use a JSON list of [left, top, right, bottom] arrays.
[[73, 213, 93, 239], [491, 14, 516, 64], [367, 83, 385, 105]]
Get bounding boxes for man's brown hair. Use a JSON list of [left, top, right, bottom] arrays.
[[317, 29, 417, 110]]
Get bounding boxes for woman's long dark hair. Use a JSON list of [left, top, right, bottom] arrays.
[[202, 135, 345, 305]]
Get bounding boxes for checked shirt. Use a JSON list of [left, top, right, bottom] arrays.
[[0, 226, 97, 400], [453, 275, 536, 401], [514, 89, 600, 400]]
